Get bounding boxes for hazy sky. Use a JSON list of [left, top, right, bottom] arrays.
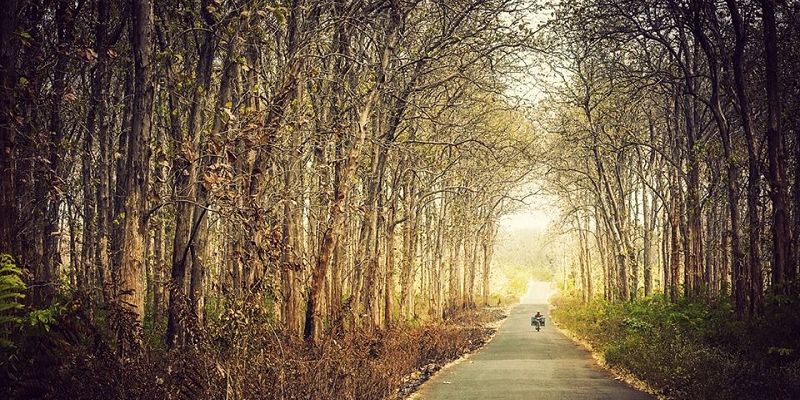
[[498, 191, 559, 233], [499, 208, 554, 232]]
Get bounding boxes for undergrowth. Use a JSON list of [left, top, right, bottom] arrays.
[[551, 291, 800, 400], [0, 297, 504, 400]]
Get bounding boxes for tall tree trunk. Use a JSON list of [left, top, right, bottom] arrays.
[[399, 175, 417, 318], [576, 214, 588, 303], [153, 218, 164, 323], [281, 155, 299, 334], [119, 0, 155, 351], [42, 0, 75, 303], [433, 201, 446, 318], [794, 120, 800, 279], [447, 225, 462, 314], [669, 173, 682, 302], [725, 0, 763, 314], [95, 75, 114, 308], [304, 90, 376, 341], [595, 211, 610, 301], [166, 0, 217, 346], [584, 214, 593, 300], [189, 0, 218, 328], [761, 0, 792, 288], [82, 0, 111, 299], [462, 229, 474, 309], [0, 0, 20, 257], [384, 201, 397, 328], [642, 181, 653, 296], [662, 204, 670, 297], [481, 220, 494, 306]]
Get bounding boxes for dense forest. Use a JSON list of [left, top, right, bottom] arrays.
[[1, 0, 800, 399], [0, 0, 540, 398], [542, 0, 800, 309], [540, 0, 800, 398]]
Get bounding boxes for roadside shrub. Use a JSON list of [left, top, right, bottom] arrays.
[[551, 294, 800, 400], [1, 299, 503, 400]]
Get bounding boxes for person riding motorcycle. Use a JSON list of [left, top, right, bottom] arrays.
[[532, 312, 545, 330]]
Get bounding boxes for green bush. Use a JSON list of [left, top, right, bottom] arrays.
[[551, 294, 800, 399]]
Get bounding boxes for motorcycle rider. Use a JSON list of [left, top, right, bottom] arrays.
[[532, 311, 544, 329]]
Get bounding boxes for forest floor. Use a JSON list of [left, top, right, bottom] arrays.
[[410, 302, 651, 400], [1, 300, 513, 400]]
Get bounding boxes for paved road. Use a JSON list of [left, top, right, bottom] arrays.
[[413, 301, 653, 400]]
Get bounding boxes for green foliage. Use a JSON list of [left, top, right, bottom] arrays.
[[1, 254, 68, 349], [0, 254, 26, 348], [551, 294, 800, 400], [26, 304, 67, 332]]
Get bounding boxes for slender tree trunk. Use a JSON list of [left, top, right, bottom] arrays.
[[304, 90, 376, 341], [576, 214, 588, 303], [96, 78, 114, 308], [0, 0, 20, 257], [433, 201, 446, 318], [596, 215, 610, 301], [725, 0, 763, 314], [761, 0, 792, 288], [384, 203, 397, 327], [643, 183, 652, 296], [481, 222, 494, 306], [669, 173, 682, 302], [188, 1, 218, 328], [662, 204, 670, 297], [462, 230, 474, 309], [119, 0, 155, 351], [399, 175, 417, 318], [153, 219, 164, 323], [166, 0, 217, 345], [42, 0, 75, 303], [794, 120, 800, 279], [112, 68, 133, 286], [81, 0, 109, 296]]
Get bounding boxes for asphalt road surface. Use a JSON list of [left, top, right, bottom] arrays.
[[414, 284, 652, 400]]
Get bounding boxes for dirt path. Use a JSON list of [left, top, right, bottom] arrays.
[[412, 302, 653, 399]]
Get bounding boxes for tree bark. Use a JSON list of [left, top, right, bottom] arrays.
[[760, 0, 792, 288], [725, 0, 763, 314], [119, 0, 155, 351], [0, 0, 20, 257], [304, 88, 377, 341], [481, 221, 494, 306], [188, 4, 219, 327]]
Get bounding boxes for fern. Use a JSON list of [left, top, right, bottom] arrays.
[[0, 254, 26, 347]]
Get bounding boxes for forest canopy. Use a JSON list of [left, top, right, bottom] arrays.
[[2, 0, 800, 398]]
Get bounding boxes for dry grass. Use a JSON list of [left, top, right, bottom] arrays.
[[1, 301, 507, 400]]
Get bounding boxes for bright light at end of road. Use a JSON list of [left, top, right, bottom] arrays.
[[520, 281, 557, 304], [499, 209, 554, 233]]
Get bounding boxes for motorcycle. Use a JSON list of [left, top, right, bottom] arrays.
[[531, 315, 545, 332]]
